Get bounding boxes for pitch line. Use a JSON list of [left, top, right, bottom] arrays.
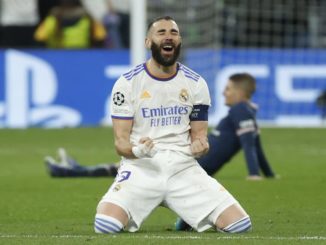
[[1, 234, 326, 241]]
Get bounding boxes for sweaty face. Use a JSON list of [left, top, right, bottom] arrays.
[[148, 20, 182, 66], [223, 80, 242, 106]]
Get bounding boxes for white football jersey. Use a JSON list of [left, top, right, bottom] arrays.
[[110, 63, 211, 154]]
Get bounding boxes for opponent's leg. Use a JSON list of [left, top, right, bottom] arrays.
[[45, 147, 118, 177], [58, 148, 118, 176], [94, 202, 128, 234], [215, 204, 251, 233]]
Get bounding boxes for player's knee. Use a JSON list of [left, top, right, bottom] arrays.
[[94, 214, 123, 234], [221, 216, 252, 233]]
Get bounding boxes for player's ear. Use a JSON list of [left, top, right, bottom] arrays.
[[238, 89, 247, 100], [145, 37, 151, 49]]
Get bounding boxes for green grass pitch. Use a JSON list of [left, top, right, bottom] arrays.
[[0, 127, 325, 244]]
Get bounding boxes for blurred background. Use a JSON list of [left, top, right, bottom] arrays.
[[0, 0, 326, 128]]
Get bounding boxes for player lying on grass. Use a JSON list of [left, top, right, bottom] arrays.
[[45, 148, 118, 177], [46, 73, 276, 181]]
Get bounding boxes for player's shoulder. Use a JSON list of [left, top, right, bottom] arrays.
[[231, 102, 248, 111], [178, 63, 202, 82], [230, 102, 257, 116], [122, 63, 145, 81]]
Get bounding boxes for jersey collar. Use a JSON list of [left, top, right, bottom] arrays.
[[144, 62, 179, 81]]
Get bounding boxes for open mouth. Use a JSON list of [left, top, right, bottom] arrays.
[[161, 44, 174, 54]]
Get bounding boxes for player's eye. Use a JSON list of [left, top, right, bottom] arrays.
[[157, 30, 166, 35]]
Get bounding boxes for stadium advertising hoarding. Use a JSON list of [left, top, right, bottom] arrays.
[[0, 49, 325, 128]]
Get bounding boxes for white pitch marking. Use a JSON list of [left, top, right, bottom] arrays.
[[1, 234, 326, 240]]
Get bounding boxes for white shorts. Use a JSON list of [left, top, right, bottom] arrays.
[[98, 150, 238, 232]]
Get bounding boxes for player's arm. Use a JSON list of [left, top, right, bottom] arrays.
[[255, 134, 275, 177], [110, 77, 138, 159], [112, 118, 135, 158], [230, 107, 260, 176], [190, 120, 209, 158], [190, 77, 211, 158], [112, 118, 156, 159], [238, 131, 260, 176]]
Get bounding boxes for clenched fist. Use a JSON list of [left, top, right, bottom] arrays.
[[191, 137, 209, 158], [132, 137, 157, 158]]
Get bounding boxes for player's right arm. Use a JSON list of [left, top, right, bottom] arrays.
[[255, 135, 275, 177], [229, 104, 260, 176], [112, 118, 135, 158], [112, 119, 156, 158], [110, 76, 156, 159], [112, 118, 156, 158]]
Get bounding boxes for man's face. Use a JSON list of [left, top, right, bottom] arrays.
[[223, 80, 244, 106], [147, 19, 182, 66]]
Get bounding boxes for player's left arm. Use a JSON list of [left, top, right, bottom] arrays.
[[190, 77, 211, 158], [190, 120, 209, 158]]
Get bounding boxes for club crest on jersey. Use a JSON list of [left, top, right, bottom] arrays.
[[179, 89, 189, 102], [113, 92, 125, 106]]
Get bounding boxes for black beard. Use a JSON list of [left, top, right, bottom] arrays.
[[151, 42, 181, 67]]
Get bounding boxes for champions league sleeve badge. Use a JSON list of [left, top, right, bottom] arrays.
[[113, 92, 125, 106]]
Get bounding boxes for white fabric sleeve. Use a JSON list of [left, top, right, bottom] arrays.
[[110, 76, 134, 119], [194, 77, 211, 106]]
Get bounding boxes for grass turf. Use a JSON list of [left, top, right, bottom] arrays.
[[0, 127, 325, 244]]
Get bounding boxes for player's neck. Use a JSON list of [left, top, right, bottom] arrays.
[[230, 98, 250, 107], [146, 58, 178, 78]]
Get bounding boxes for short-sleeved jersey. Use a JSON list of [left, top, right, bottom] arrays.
[[110, 62, 211, 154], [217, 102, 258, 138], [198, 101, 275, 176]]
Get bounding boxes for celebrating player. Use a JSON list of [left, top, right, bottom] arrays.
[[92, 16, 251, 234], [46, 73, 276, 180]]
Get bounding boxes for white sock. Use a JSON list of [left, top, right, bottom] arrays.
[[223, 216, 252, 233], [94, 214, 123, 234]]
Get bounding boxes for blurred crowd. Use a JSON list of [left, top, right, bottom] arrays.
[[1, 0, 325, 49], [0, 0, 130, 49]]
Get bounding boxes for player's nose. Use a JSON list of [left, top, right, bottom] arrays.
[[163, 36, 173, 42]]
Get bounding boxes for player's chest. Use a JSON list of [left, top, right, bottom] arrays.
[[133, 81, 193, 106]]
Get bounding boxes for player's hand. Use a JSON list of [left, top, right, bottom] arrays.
[[132, 137, 157, 158], [191, 137, 209, 158]]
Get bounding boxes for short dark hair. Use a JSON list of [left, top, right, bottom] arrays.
[[147, 16, 176, 33], [229, 73, 256, 99]]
